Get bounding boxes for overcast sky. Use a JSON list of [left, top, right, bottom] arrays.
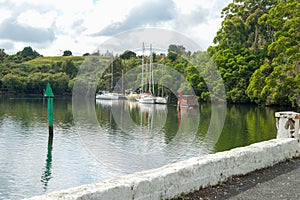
[[0, 0, 231, 56]]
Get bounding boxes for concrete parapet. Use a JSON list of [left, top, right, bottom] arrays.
[[25, 138, 300, 200]]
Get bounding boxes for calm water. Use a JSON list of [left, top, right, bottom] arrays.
[[0, 97, 278, 199]]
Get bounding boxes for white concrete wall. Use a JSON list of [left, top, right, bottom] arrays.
[[25, 138, 300, 200]]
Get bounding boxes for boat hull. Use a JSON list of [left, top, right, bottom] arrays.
[[155, 96, 168, 104], [138, 94, 156, 104], [96, 93, 120, 100], [177, 95, 198, 107]]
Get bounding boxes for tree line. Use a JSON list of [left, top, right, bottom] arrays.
[[209, 0, 299, 107], [0, 47, 79, 95]]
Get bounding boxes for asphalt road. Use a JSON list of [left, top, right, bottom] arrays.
[[173, 157, 300, 200]]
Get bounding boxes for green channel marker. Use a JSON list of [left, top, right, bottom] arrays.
[[45, 83, 54, 126], [44, 83, 54, 146]]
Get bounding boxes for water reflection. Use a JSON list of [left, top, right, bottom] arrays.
[[40, 146, 53, 191], [0, 97, 279, 200], [89, 99, 204, 174]]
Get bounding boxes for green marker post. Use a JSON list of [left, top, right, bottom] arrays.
[[44, 83, 54, 147]]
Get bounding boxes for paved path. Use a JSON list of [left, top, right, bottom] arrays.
[[174, 157, 300, 200], [228, 158, 300, 200]]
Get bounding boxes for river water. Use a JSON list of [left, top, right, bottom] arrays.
[[0, 97, 278, 199]]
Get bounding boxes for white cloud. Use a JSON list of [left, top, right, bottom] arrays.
[[0, 9, 11, 24], [95, 0, 176, 36], [0, 0, 231, 55], [17, 10, 57, 29]]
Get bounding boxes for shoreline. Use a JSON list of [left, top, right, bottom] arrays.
[[0, 93, 297, 110]]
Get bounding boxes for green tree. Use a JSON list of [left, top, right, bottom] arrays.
[[62, 60, 78, 79], [21, 46, 33, 57], [120, 50, 136, 59], [210, 0, 278, 103], [63, 50, 73, 56], [166, 51, 177, 62], [18, 46, 40, 58], [168, 44, 187, 55], [1, 74, 26, 92], [51, 73, 70, 94], [0, 49, 7, 62], [27, 72, 49, 94], [246, 63, 272, 104], [247, 0, 300, 106]]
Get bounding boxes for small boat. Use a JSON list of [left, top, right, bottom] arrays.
[[155, 96, 168, 104], [177, 93, 198, 108], [155, 59, 168, 104], [96, 91, 121, 100], [95, 98, 119, 107], [138, 93, 156, 104], [126, 92, 139, 101], [95, 55, 126, 100]]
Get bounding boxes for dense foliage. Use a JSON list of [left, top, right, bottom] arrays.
[[209, 0, 299, 106], [0, 48, 82, 95]]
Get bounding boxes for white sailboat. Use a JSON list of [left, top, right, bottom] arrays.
[[139, 43, 156, 104], [96, 91, 121, 100], [96, 55, 125, 100], [155, 62, 168, 104], [155, 96, 168, 104], [139, 93, 156, 104], [138, 43, 168, 104]]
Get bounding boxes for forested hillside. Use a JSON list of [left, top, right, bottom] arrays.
[[209, 0, 299, 106], [0, 47, 84, 95]]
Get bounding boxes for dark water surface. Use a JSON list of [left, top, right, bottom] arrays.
[[0, 97, 278, 199]]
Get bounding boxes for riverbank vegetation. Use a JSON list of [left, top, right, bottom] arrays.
[[210, 0, 299, 107], [0, 0, 299, 107]]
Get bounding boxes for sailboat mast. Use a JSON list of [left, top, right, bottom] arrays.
[[162, 60, 164, 97], [150, 44, 155, 95], [141, 43, 145, 94], [111, 54, 113, 90], [122, 70, 124, 95]]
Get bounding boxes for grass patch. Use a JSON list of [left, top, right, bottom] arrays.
[[24, 56, 85, 65]]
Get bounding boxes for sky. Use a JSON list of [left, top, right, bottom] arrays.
[[0, 0, 231, 56]]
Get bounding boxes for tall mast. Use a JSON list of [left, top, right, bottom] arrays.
[[111, 53, 113, 90], [162, 58, 164, 97], [141, 43, 145, 94], [122, 70, 124, 95], [150, 44, 154, 95]]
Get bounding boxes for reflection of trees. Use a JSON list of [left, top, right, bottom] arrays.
[[96, 100, 170, 138], [94, 101, 277, 154], [213, 105, 277, 152], [0, 98, 74, 128], [95, 100, 117, 130], [245, 106, 277, 143]]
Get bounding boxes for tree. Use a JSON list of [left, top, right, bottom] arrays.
[[51, 73, 70, 94], [209, 0, 279, 103], [120, 50, 136, 59], [1, 74, 26, 92], [0, 49, 7, 62], [17, 46, 40, 58], [63, 50, 73, 56], [62, 60, 78, 79], [247, 0, 300, 106], [168, 44, 187, 55], [166, 51, 177, 62]]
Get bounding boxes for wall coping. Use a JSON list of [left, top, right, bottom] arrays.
[[25, 138, 300, 200]]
